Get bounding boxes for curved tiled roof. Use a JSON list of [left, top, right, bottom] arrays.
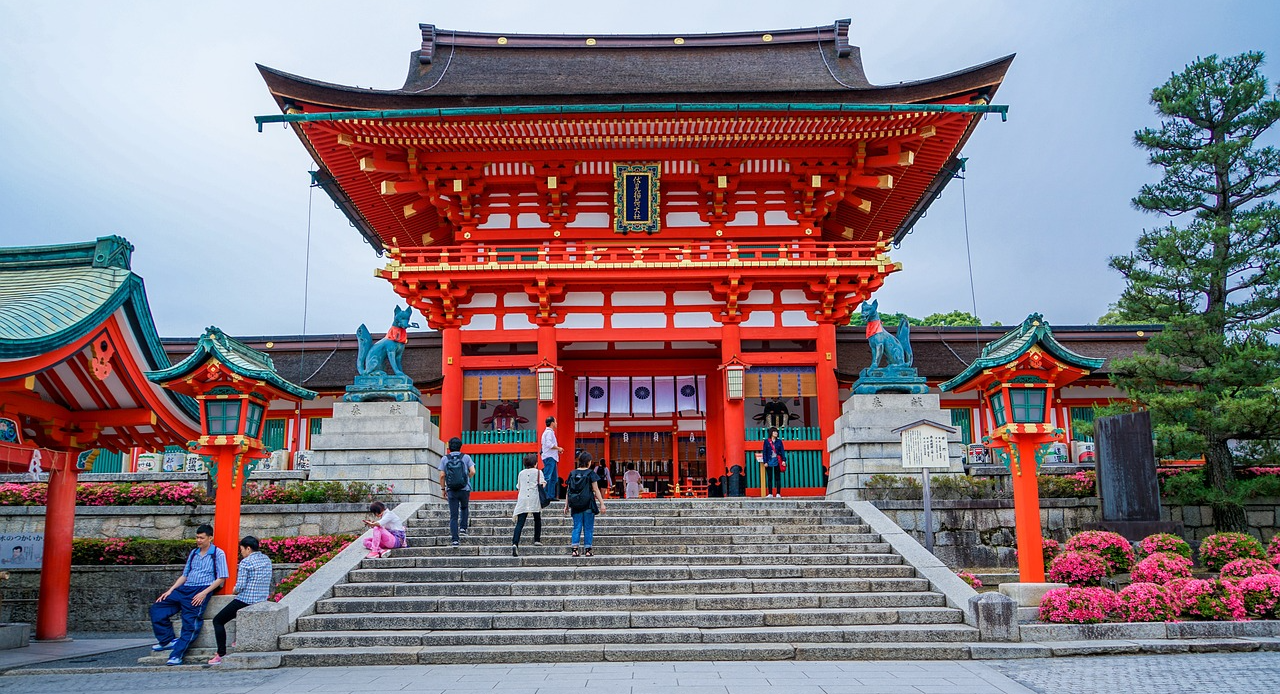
[[147, 327, 318, 401], [937, 314, 1109, 392]]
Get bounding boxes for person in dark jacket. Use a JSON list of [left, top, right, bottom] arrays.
[[762, 427, 786, 498]]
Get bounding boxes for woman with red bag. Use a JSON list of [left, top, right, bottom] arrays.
[[762, 427, 787, 498]]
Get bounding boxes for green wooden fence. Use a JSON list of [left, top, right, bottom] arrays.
[[743, 448, 824, 489], [949, 408, 974, 445], [471, 453, 525, 492], [262, 418, 287, 451], [744, 426, 821, 441], [81, 449, 124, 473], [462, 429, 536, 445]]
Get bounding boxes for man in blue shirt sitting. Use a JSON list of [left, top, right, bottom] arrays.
[[149, 524, 229, 665]]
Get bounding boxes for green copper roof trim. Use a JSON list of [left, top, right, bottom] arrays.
[[146, 326, 318, 401], [256, 102, 1008, 130], [0, 236, 199, 422], [938, 313, 1108, 392]]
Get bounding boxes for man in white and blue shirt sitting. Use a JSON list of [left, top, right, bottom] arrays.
[[150, 523, 228, 665], [207, 535, 274, 665]]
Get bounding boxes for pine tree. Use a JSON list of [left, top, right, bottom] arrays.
[[1108, 52, 1280, 530]]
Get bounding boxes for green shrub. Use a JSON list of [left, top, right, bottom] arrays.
[[242, 481, 393, 505], [931, 475, 1009, 500], [71, 534, 354, 566], [864, 474, 922, 500]]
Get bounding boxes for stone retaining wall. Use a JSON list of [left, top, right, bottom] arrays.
[[0, 504, 370, 540], [872, 498, 1280, 569], [1, 564, 297, 632]]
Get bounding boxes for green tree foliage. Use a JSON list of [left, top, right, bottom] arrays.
[[1108, 52, 1280, 529], [849, 310, 984, 326]]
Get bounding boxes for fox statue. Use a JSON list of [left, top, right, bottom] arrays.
[[860, 300, 913, 369], [356, 305, 418, 377]]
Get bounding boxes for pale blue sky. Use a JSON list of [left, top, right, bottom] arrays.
[[1, 1, 1278, 337]]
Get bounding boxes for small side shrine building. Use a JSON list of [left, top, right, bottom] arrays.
[[0, 236, 201, 640], [257, 19, 1013, 492]]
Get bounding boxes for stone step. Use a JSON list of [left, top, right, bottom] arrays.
[[347, 561, 911, 584], [392, 543, 893, 557], [412, 510, 859, 521], [280, 623, 977, 650], [405, 523, 873, 536], [297, 603, 958, 631], [399, 533, 884, 547], [361, 553, 905, 569], [332, 574, 923, 598], [315, 589, 943, 615]]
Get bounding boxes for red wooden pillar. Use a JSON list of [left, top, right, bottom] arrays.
[[704, 370, 725, 481], [1010, 440, 1046, 582], [556, 370, 576, 474], [537, 322, 558, 431], [212, 449, 243, 594], [720, 322, 744, 484], [440, 324, 463, 441], [35, 462, 77, 641], [816, 320, 839, 468]]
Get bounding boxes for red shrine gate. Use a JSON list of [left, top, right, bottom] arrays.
[[259, 20, 1011, 496]]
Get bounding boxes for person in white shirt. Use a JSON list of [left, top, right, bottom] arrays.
[[540, 416, 563, 499], [362, 501, 407, 558], [511, 453, 546, 556], [623, 463, 643, 499]]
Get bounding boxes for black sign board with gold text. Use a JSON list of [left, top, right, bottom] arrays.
[[613, 163, 660, 234]]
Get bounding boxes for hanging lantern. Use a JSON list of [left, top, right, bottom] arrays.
[[531, 359, 559, 402], [723, 356, 747, 401]]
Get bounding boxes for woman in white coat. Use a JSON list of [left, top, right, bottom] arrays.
[[512, 453, 545, 556]]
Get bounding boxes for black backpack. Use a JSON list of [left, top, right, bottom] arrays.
[[443, 452, 469, 491], [566, 469, 594, 511]]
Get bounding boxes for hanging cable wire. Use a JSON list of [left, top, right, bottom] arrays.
[[292, 167, 317, 454], [959, 160, 983, 354]]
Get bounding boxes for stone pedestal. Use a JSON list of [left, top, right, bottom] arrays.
[[826, 393, 965, 500], [309, 402, 445, 499], [137, 595, 236, 664]]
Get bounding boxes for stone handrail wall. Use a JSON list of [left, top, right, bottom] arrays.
[[0, 503, 373, 540]]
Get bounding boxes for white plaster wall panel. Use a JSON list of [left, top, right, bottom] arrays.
[[673, 291, 714, 305], [778, 290, 809, 304], [781, 311, 817, 327], [740, 290, 775, 305], [461, 294, 498, 308], [561, 313, 605, 329], [516, 213, 550, 228], [725, 210, 758, 226], [665, 212, 703, 227], [566, 213, 610, 227], [670, 341, 716, 349], [476, 214, 511, 229], [502, 292, 535, 307], [610, 313, 666, 329], [464, 315, 497, 331], [741, 310, 776, 328], [673, 312, 718, 328], [611, 292, 667, 306], [1059, 385, 1127, 399], [763, 210, 793, 225], [561, 292, 605, 307], [616, 342, 667, 350], [503, 314, 535, 330]]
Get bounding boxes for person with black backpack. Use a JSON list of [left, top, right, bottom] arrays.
[[563, 451, 606, 557], [437, 437, 476, 547]]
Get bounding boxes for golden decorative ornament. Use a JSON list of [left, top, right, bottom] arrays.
[[553, 230, 561, 237], [265, 342, 274, 349], [497, 37, 508, 45], [673, 37, 685, 45], [586, 38, 597, 46], [804, 228, 813, 235], [1136, 330, 1145, 337], [463, 232, 472, 239], [715, 229, 724, 237], [762, 34, 773, 42]]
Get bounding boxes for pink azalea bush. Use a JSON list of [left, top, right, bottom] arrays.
[[0, 481, 208, 507], [1139, 533, 1192, 559], [1064, 531, 1135, 574], [1236, 574, 1280, 619], [1176, 578, 1247, 621], [1219, 558, 1278, 583], [956, 571, 982, 589], [1130, 552, 1194, 584], [259, 535, 355, 563], [1042, 537, 1060, 565], [1198, 532, 1267, 572], [272, 546, 347, 602], [1047, 550, 1108, 586], [1117, 582, 1179, 622], [1269, 534, 1280, 568], [1038, 586, 1120, 624]]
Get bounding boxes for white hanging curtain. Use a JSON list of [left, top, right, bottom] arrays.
[[676, 375, 699, 413], [586, 377, 609, 414], [609, 377, 632, 415], [630, 377, 655, 417], [653, 376, 676, 414]]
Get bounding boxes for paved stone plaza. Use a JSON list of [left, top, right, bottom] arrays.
[[0, 655, 1278, 694]]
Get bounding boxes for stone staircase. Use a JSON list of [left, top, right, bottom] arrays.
[[276, 499, 977, 664]]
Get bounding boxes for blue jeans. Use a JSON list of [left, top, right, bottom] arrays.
[[149, 583, 210, 660], [447, 489, 470, 542], [571, 510, 595, 548], [542, 458, 558, 498]]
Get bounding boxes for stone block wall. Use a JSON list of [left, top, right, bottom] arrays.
[[872, 497, 1280, 569], [2, 565, 297, 632], [0, 504, 371, 540]]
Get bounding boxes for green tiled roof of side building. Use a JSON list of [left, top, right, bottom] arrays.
[[0, 235, 199, 419], [146, 326, 317, 401], [938, 313, 1108, 392]]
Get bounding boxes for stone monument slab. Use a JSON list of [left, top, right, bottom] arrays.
[[826, 393, 965, 500]]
